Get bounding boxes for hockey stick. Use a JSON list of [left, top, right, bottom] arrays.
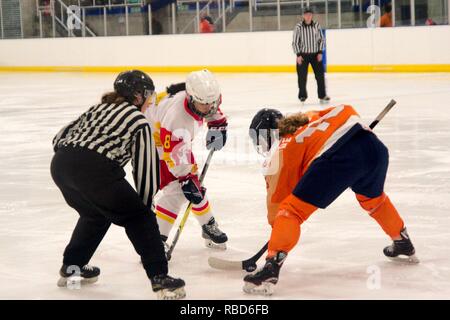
[[166, 149, 215, 261], [208, 99, 397, 272], [208, 242, 268, 272], [369, 99, 397, 129]]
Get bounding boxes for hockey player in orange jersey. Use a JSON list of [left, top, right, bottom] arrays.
[[243, 105, 418, 296]]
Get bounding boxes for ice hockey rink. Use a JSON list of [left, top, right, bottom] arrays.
[[1, 71, 450, 300]]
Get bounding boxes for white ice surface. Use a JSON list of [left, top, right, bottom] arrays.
[[1, 72, 450, 299]]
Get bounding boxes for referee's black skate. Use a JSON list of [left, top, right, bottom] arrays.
[[151, 274, 186, 300], [202, 217, 228, 250], [57, 264, 100, 288], [243, 251, 287, 296], [383, 227, 419, 264], [319, 96, 331, 105], [299, 97, 306, 106]]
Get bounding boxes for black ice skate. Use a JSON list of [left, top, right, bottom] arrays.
[[202, 217, 228, 250], [320, 96, 331, 105], [384, 227, 419, 264], [57, 264, 100, 288], [298, 96, 306, 107], [150, 274, 186, 300], [243, 251, 287, 296]]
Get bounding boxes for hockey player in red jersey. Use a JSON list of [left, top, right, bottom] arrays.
[[144, 69, 228, 250], [243, 105, 418, 296]]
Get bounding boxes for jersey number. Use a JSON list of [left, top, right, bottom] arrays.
[[164, 135, 171, 149], [295, 105, 345, 144]]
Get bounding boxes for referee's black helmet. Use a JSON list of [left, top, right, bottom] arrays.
[[114, 70, 155, 106]]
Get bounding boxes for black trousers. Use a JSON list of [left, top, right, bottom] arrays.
[[50, 146, 167, 278], [296, 53, 327, 100]]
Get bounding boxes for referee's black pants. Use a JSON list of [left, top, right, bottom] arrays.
[[50, 146, 167, 279], [296, 53, 327, 100]]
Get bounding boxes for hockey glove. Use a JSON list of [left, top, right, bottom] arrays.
[[166, 82, 186, 96], [179, 174, 205, 205], [206, 121, 228, 151]]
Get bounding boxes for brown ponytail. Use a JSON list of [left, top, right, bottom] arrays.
[[101, 91, 127, 104], [277, 113, 310, 136]]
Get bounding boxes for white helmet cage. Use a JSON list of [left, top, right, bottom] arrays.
[[185, 69, 221, 117]]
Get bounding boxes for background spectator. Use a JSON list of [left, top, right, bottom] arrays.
[[380, 3, 393, 27], [426, 18, 437, 26], [200, 12, 214, 33]]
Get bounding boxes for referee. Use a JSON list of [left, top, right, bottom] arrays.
[[292, 7, 330, 105], [51, 70, 185, 300]]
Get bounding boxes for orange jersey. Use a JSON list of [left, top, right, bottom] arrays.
[[380, 13, 393, 27], [264, 105, 365, 224], [200, 19, 214, 33]]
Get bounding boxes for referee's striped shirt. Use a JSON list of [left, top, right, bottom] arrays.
[[292, 20, 325, 55], [52, 102, 159, 208]]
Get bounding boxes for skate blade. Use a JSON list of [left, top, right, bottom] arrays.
[[204, 239, 227, 250], [156, 287, 186, 300], [243, 282, 275, 296], [388, 254, 420, 264], [57, 276, 98, 288]]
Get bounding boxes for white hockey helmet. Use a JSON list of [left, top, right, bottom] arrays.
[[185, 69, 221, 117]]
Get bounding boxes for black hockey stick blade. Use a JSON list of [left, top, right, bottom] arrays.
[[208, 242, 269, 272], [369, 99, 396, 129]]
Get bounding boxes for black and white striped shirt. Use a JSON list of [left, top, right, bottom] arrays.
[[292, 20, 325, 55], [53, 102, 159, 207]]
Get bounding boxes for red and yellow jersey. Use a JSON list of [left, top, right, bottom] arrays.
[[144, 90, 226, 188], [264, 105, 365, 224]]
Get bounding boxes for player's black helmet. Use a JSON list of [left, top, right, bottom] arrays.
[[249, 108, 283, 155], [114, 70, 155, 107]]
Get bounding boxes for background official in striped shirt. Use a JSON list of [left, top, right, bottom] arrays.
[[51, 70, 185, 298], [292, 7, 330, 104]]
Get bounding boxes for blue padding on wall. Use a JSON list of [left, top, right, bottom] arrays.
[[84, 0, 176, 16]]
